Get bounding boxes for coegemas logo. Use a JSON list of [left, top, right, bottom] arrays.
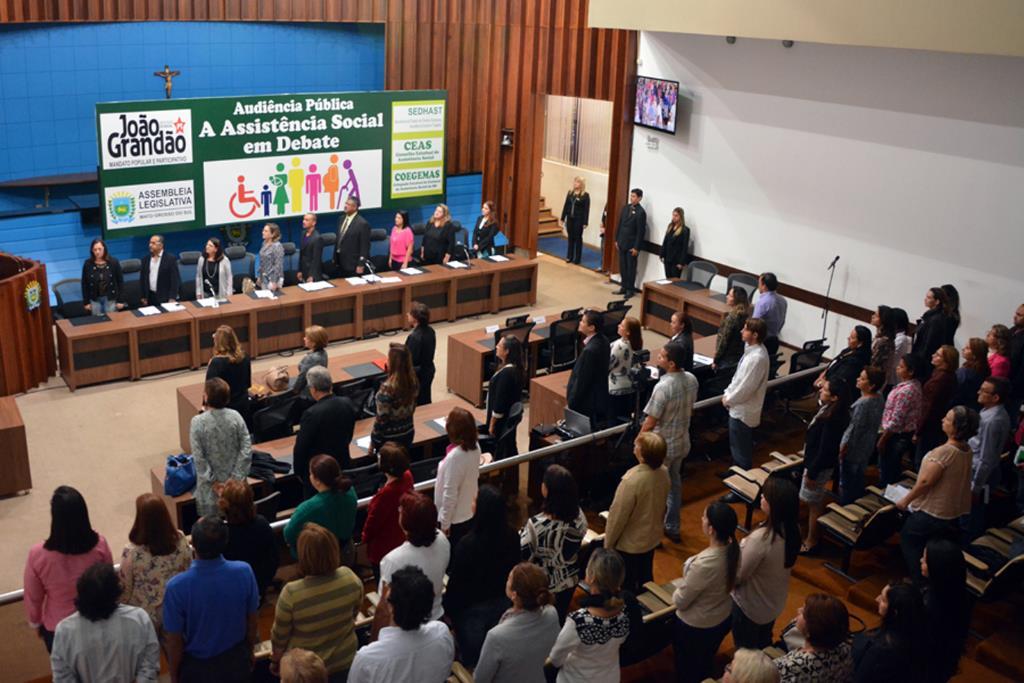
[[99, 109, 193, 170]]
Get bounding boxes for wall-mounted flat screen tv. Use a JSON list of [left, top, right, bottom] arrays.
[[634, 75, 678, 134]]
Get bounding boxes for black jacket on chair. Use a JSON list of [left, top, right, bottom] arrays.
[[333, 214, 371, 275], [293, 395, 357, 493], [139, 251, 181, 304], [566, 332, 610, 424], [406, 324, 437, 406], [471, 216, 499, 254], [298, 229, 323, 281]]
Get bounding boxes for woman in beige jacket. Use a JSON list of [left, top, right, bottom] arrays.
[[672, 500, 741, 683]]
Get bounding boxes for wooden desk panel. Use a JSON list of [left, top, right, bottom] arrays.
[[0, 396, 31, 495], [361, 286, 406, 336], [189, 295, 263, 367], [408, 277, 451, 321], [133, 310, 195, 377], [56, 314, 134, 391], [307, 290, 358, 342], [254, 296, 305, 355], [453, 270, 494, 318], [493, 258, 538, 309], [641, 280, 730, 338]]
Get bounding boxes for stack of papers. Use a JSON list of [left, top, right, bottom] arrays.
[[196, 297, 219, 308], [138, 305, 161, 316], [400, 267, 423, 275], [656, 279, 672, 285], [161, 302, 186, 311], [362, 274, 382, 282], [298, 280, 334, 292], [488, 255, 509, 262], [253, 289, 276, 299], [883, 484, 910, 503], [433, 417, 447, 429], [356, 435, 372, 450], [345, 277, 368, 286], [693, 353, 714, 366], [380, 276, 402, 284], [448, 261, 468, 269]]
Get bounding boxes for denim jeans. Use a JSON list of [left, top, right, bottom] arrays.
[[900, 510, 958, 584], [89, 296, 117, 315], [664, 455, 684, 534], [728, 417, 753, 469], [839, 459, 866, 505]]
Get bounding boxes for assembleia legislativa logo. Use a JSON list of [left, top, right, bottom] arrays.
[[108, 192, 137, 224]]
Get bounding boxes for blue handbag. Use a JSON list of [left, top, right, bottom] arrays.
[[164, 454, 197, 497]]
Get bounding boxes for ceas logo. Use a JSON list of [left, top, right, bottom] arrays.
[[24, 280, 42, 311], [107, 192, 137, 224]]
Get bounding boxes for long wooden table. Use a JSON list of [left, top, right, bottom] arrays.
[[445, 307, 584, 407], [153, 396, 485, 529], [640, 279, 731, 338], [57, 256, 537, 391], [175, 349, 387, 452]]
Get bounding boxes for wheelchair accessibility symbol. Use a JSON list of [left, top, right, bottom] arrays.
[[228, 175, 262, 219]]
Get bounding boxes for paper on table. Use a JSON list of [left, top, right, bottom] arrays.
[[656, 279, 672, 284], [298, 280, 333, 292], [532, 316, 546, 324], [488, 255, 509, 262], [433, 417, 447, 429], [380, 276, 402, 284], [253, 289, 276, 299], [448, 261, 468, 269], [400, 267, 423, 275], [362, 274, 382, 282], [883, 484, 910, 503], [356, 435, 372, 450], [196, 297, 219, 308], [694, 353, 714, 366], [161, 302, 185, 311], [485, 324, 500, 334], [138, 305, 161, 316], [345, 277, 368, 286]]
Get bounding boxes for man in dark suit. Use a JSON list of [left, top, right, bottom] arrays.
[[614, 188, 647, 298], [333, 196, 371, 278], [292, 365, 357, 497], [566, 309, 610, 429], [139, 234, 180, 305], [297, 213, 323, 283]]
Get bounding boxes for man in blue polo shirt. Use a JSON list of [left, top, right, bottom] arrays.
[[163, 515, 259, 683]]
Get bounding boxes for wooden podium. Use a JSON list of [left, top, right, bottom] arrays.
[[0, 397, 31, 495], [0, 253, 57, 395]]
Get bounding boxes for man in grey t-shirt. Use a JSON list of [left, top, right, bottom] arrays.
[[642, 341, 698, 542]]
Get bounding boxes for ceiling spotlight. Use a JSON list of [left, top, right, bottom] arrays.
[[782, 40, 794, 48], [726, 36, 737, 44]]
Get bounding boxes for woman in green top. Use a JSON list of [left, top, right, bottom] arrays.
[[284, 455, 358, 564]]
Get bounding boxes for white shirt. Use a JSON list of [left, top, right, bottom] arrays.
[[549, 608, 630, 683], [51, 604, 160, 683], [379, 535, 451, 621], [348, 621, 454, 683], [148, 251, 162, 293], [723, 343, 769, 428], [434, 445, 481, 530]]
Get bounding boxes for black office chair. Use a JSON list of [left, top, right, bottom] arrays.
[[505, 314, 529, 328], [605, 299, 629, 312], [281, 242, 299, 286], [251, 394, 301, 443], [601, 305, 631, 340], [541, 316, 581, 373], [178, 250, 201, 301], [763, 335, 783, 380], [777, 341, 830, 423], [226, 245, 255, 293], [410, 457, 442, 483], [53, 278, 88, 319], [121, 258, 143, 309], [410, 223, 427, 253], [726, 272, 758, 301], [686, 260, 718, 289], [561, 308, 582, 320], [318, 232, 337, 277], [345, 462, 385, 499], [369, 228, 390, 272]]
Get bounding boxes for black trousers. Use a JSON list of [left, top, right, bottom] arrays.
[[664, 260, 684, 280], [565, 219, 584, 264], [619, 548, 655, 594], [900, 510, 959, 584], [673, 615, 732, 683], [731, 600, 775, 650], [618, 245, 638, 293], [554, 586, 575, 624], [416, 368, 435, 406], [179, 640, 252, 683]]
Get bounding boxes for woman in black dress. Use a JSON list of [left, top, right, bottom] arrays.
[[81, 238, 125, 315], [420, 203, 457, 265], [559, 177, 590, 265], [486, 334, 526, 442], [405, 301, 436, 406], [660, 207, 690, 279], [472, 200, 500, 257], [206, 324, 252, 421]]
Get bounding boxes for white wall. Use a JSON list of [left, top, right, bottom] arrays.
[[629, 32, 1024, 350], [541, 159, 608, 247]]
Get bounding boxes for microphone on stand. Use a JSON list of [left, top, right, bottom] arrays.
[[459, 244, 474, 268], [204, 279, 219, 307], [826, 255, 840, 270], [359, 256, 378, 282]]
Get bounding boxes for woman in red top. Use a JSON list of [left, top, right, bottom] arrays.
[[362, 442, 415, 577], [987, 324, 1012, 379], [915, 345, 959, 468]]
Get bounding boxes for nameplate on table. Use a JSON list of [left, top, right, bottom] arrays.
[[694, 353, 714, 367], [485, 324, 500, 334], [161, 302, 186, 312], [446, 261, 469, 269], [298, 281, 334, 292], [355, 435, 372, 451], [345, 277, 369, 286], [486, 255, 510, 262], [252, 289, 277, 299], [380, 276, 402, 284], [532, 315, 546, 324], [656, 279, 672, 285], [138, 305, 162, 316], [195, 297, 229, 308], [400, 267, 424, 276]]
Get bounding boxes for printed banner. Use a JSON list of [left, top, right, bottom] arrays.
[[96, 91, 446, 238]]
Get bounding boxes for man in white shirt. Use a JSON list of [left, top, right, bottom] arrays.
[[51, 562, 160, 683], [139, 234, 180, 305], [642, 341, 698, 542], [350, 566, 454, 683], [721, 318, 770, 498]]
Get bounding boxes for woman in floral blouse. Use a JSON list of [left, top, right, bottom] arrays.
[[119, 493, 192, 641], [257, 222, 285, 291]]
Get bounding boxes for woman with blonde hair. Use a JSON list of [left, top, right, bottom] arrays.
[[560, 177, 590, 265], [206, 324, 251, 419], [608, 316, 643, 419], [258, 222, 285, 291], [660, 207, 690, 279], [370, 343, 419, 454], [724, 649, 780, 683], [420, 203, 457, 265], [271, 523, 363, 682], [549, 548, 633, 683]]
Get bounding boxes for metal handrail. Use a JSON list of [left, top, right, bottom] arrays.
[[0, 362, 826, 607]]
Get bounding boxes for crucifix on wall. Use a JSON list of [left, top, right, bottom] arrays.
[[153, 64, 181, 99]]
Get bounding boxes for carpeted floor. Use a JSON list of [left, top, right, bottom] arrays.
[[538, 234, 603, 270]]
